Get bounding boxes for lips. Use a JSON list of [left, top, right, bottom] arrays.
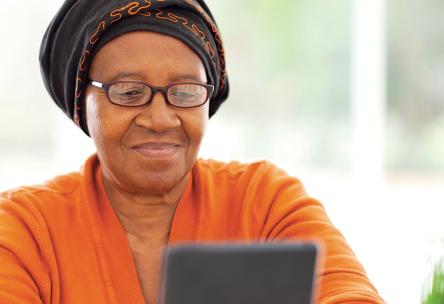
[[130, 142, 182, 158]]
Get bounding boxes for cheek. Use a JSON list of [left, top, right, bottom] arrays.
[[185, 103, 209, 148], [85, 92, 125, 149]]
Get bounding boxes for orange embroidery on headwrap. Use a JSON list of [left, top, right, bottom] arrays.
[[73, 102, 82, 126], [183, 0, 226, 90], [110, 2, 139, 24], [75, 77, 83, 99], [79, 50, 90, 72], [90, 21, 106, 45], [185, 0, 217, 32], [169, 13, 201, 35], [155, 9, 177, 22], [194, 25, 210, 52], [129, 0, 152, 16], [193, 24, 205, 38], [205, 41, 215, 59], [75, 0, 228, 126], [168, 13, 185, 24]]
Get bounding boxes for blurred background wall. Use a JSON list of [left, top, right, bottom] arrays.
[[1, 0, 443, 302]]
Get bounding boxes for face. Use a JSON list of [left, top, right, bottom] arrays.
[[85, 31, 209, 194]]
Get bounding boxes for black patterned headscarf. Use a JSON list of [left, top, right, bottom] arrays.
[[39, 0, 229, 135]]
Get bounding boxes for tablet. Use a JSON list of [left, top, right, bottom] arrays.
[[160, 242, 318, 304]]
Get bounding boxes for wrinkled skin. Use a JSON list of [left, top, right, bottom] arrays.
[[85, 31, 209, 195]]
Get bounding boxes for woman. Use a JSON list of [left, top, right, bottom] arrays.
[[0, 0, 385, 303]]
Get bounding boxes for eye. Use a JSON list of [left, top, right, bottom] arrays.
[[168, 84, 207, 107], [119, 89, 144, 97], [108, 83, 149, 105], [170, 90, 197, 99]]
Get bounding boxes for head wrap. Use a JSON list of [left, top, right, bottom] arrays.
[[39, 0, 229, 135]]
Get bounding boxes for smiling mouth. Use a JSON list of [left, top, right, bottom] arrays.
[[131, 142, 181, 158]]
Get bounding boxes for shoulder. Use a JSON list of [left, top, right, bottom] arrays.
[[0, 172, 86, 302], [193, 158, 307, 195], [190, 159, 322, 239], [0, 154, 98, 214], [0, 166, 90, 241], [194, 158, 289, 179], [0, 166, 90, 267], [0, 170, 83, 211]]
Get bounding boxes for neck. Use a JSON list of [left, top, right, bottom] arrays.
[[102, 173, 189, 242]]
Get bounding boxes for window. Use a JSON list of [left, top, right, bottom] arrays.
[[1, 1, 443, 302]]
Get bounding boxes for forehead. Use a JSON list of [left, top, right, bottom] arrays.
[[89, 31, 207, 83]]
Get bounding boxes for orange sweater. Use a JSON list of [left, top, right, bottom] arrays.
[[0, 155, 384, 303]]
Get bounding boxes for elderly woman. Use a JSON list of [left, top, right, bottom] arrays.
[[0, 0, 384, 303]]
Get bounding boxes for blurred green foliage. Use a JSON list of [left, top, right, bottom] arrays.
[[423, 258, 444, 304]]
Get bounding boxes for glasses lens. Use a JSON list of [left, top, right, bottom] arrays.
[[108, 82, 150, 106], [168, 84, 208, 108]]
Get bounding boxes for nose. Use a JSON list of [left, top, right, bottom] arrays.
[[133, 91, 181, 133]]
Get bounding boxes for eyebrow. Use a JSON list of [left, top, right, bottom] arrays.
[[169, 74, 205, 83], [109, 71, 205, 83], [109, 71, 145, 82]]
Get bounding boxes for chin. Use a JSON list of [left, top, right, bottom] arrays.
[[106, 152, 193, 194], [130, 171, 187, 194]]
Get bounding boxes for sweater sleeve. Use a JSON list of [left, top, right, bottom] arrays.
[[252, 163, 385, 304], [0, 192, 53, 304]]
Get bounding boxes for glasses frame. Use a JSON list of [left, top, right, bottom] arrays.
[[88, 80, 215, 108]]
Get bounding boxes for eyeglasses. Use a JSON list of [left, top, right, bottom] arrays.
[[88, 80, 214, 108]]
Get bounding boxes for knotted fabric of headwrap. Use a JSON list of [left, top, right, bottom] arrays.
[[39, 0, 229, 136]]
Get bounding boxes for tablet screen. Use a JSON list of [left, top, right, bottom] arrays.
[[160, 242, 318, 304]]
